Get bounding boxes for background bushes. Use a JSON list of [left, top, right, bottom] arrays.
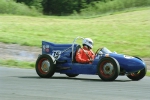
[[80, 0, 150, 16], [0, 0, 150, 16], [0, 0, 41, 16], [15, 0, 43, 12]]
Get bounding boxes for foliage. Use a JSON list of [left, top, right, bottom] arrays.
[[0, 0, 41, 16], [42, 0, 79, 15], [16, 0, 150, 15], [79, 0, 150, 16], [15, 0, 43, 12], [0, 0, 150, 16]]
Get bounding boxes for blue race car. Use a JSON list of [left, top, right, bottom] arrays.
[[35, 37, 147, 81]]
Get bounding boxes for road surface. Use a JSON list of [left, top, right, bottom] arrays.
[[0, 66, 150, 100]]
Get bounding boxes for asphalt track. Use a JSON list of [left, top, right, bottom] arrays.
[[0, 66, 150, 100]]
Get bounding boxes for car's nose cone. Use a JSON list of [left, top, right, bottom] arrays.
[[121, 58, 146, 72]]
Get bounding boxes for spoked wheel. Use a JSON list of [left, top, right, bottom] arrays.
[[35, 54, 55, 78], [127, 67, 147, 81], [97, 57, 120, 81], [66, 74, 79, 77]]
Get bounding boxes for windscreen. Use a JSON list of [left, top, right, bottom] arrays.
[[100, 47, 112, 54]]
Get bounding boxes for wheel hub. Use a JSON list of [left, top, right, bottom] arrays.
[[103, 63, 113, 75], [41, 60, 50, 73]]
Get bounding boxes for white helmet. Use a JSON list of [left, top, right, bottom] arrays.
[[83, 38, 93, 49]]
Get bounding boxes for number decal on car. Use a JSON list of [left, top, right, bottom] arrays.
[[52, 50, 61, 59]]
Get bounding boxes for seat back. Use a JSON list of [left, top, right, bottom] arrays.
[[73, 45, 81, 63]]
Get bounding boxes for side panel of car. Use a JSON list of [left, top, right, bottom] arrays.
[[55, 63, 97, 74]]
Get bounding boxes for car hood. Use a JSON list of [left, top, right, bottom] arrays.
[[109, 53, 146, 72]]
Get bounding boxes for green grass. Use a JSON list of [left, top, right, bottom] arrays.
[[146, 71, 150, 76], [0, 59, 34, 69], [0, 8, 150, 57]]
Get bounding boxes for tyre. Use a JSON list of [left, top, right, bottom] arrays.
[[35, 54, 55, 78], [127, 57, 147, 81], [97, 57, 120, 81], [127, 67, 147, 81], [66, 74, 79, 77]]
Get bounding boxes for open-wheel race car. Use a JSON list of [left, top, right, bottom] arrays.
[[35, 37, 147, 81]]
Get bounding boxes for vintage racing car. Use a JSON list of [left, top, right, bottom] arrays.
[[35, 37, 147, 81]]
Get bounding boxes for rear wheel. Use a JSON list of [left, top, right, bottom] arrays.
[[66, 74, 79, 77], [97, 57, 120, 81], [35, 54, 55, 78]]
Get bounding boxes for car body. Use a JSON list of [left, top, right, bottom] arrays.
[[35, 37, 147, 81]]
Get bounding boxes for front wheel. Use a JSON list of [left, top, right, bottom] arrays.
[[127, 57, 147, 81], [127, 67, 147, 81], [97, 57, 120, 81], [35, 54, 55, 78]]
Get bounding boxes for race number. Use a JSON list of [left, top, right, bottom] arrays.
[[52, 50, 61, 59]]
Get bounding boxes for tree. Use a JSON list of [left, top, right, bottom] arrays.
[[14, 0, 104, 15], [42, 0, 80, 15]]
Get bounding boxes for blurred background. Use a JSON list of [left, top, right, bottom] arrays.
[[0, 0, 150, 68]]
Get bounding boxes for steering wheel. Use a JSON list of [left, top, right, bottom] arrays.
[[95, 47, 103, 56]]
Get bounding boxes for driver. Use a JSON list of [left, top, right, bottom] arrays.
[[75, 38, 95, 64]]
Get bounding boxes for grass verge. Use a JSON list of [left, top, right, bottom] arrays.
[[0, 59, 34, 69], [146, 71, 150, 77]]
